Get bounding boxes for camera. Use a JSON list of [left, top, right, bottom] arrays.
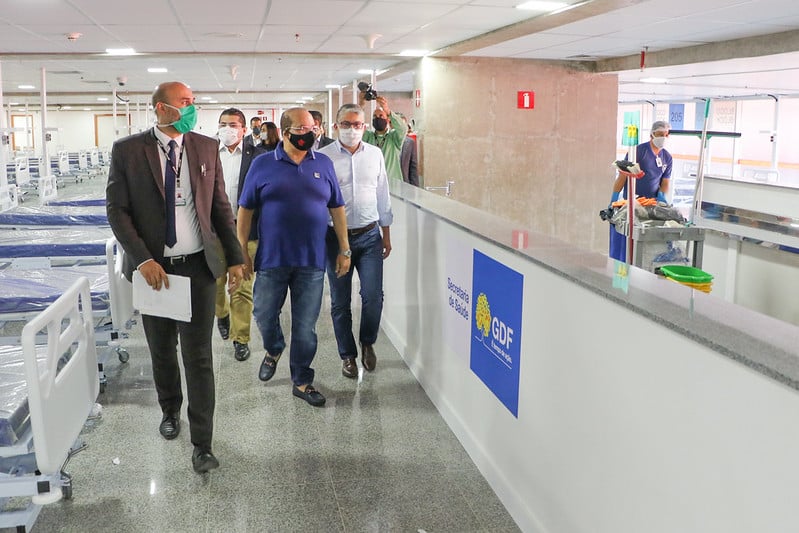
[[358, 81, 378, 101], [116, 76, 127, 87]]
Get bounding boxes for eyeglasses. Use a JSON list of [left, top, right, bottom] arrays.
[[288, 125, 320, 134], [338, 121, 365, 130]]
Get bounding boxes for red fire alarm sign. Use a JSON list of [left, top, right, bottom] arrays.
[[517, 91, 535, 109]]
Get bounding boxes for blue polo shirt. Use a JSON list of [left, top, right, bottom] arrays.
[[239, 142, 344, 270]]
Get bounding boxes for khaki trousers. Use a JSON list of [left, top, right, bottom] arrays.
[[215, 240, 257, 344]]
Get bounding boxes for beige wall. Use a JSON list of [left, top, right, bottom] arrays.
[[415, 56, 618, 254]]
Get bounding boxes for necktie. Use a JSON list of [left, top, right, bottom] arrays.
[[164, 140, 177, 248]]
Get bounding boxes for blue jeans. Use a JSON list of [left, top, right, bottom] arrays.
[[252, 267, 325, 386], [325, 225, 384, 359]]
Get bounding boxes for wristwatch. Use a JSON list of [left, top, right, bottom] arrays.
[[339, 249, 352, 258]]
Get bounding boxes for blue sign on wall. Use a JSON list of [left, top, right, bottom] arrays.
[[669, 103, 685, 130], [695, 101, 706, 130], [470, 250, 524, 417]]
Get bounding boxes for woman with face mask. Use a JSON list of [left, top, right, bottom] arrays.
[[261, 121, 280, 151], [608, 120, 673, 262]]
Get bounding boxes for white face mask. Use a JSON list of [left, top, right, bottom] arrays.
[[218, 126, 241, 147], [652, 136, 666, 149], [338, 127, 364, 147]]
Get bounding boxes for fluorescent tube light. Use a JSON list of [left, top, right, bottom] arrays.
[[399, 50, 429, 57], [516, 1, 568, 11], [640, 77, 668, 84], [106, 48, 136, 56], [147, 67, 168, 73]]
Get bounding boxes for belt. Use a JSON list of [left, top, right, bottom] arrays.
[[348, 221, 377, 237], [163, 251, 203, 265]]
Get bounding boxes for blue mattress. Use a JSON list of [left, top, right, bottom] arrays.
[[0, 227, 112, 258], [0, 266, 109, 314], [48, 199, 105, 207], [0, 213, 107, 226]]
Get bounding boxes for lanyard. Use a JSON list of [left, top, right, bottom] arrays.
[[155, 135, 185, 187]]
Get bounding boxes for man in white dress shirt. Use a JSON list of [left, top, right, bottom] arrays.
[[214, 108, 266, 361], [318, 104, 393, 378]]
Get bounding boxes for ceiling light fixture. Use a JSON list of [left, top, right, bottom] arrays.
[[106, 48, 136, 56], [62, 106, 72, 110], [357, 69, 374, 75], [97, 97, 109, 101], [147, 67, 168, 73], [325, 84, 340, 89], [516, 1, 568, 11], [18, 85, 35, 89], [83, 107, 92, 111]]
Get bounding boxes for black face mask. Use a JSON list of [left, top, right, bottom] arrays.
[[252, 126, 261, 136], [372, 117, 388, 132], [288, 131, 316, 151]]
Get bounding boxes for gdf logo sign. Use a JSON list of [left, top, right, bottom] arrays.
[[470, 250, 524, 417]]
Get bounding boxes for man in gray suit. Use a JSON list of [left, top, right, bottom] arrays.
[[106, 81, 244, 474]]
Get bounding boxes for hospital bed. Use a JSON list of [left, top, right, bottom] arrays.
[[0, 277, 100, 531], [0, 226, 111, 269], [0, 238, 135, 392], [0, 204, 107, 227]]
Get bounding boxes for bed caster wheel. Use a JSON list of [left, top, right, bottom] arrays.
[[61, 473, 73, 500], [118, 349, 129, 363]]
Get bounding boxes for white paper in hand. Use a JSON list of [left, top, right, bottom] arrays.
[[132, 271, 192, 321]]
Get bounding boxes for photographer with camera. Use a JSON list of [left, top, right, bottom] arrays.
[[359, 83, 406, 182]]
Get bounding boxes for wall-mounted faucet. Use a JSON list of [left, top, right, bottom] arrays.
[[425, 180, 455, 197]]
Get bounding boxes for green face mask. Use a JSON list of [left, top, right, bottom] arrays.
[[162, 103, 197, 133]]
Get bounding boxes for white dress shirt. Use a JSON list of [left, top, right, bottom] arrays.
[[218, 141, 243, 216], [153, 127, 202, 256], [318, 140, 393, 229]]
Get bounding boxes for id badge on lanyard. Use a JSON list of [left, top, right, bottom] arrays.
[[655, 155, 663, 169], [175, 186, 187, 206]]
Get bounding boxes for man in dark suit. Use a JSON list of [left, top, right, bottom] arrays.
[[399, 114, 419, 187], [214, 107, 266, 361], [106, 81, 244, 474], [309, 110, 334, 150]]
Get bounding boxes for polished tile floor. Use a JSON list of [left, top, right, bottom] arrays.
[[30, 295, 520, 532]]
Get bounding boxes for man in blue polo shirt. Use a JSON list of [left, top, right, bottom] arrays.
[[237, 107, 351, 407]]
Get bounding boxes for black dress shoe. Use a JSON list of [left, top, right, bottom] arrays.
[[258, 353, 281, 382], [361, 343, 377, 371], [159, 413, 180, 440], [217, 315, 230, 340], [342, 357, 358, 379], [292, 384, 326, 407], [233, 341, 250, 361], [192, 447, 219, 473]]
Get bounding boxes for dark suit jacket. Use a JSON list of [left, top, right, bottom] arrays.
[[235, 143, 267, 241], [400, 135, 419, 187], [107, 129, 244, 281], [318, 135, 335, 149]]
